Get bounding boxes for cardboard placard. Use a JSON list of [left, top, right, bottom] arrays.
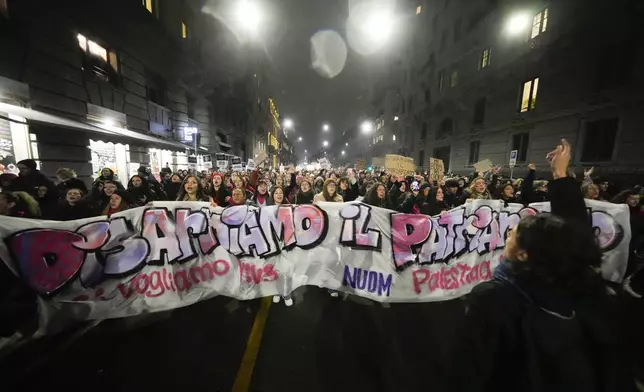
[[247, 159, 255, 171], [473, 159, 493, 174], [356, 159, 366, 171], [255, 151, 268, 166], [428, 157, 445, 183], [231, 157, 242, 171], [371, 157, 384, 167], [385, 154, 415, 177]]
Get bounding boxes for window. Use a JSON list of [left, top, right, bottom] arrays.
[[520, 78, 539, 112], [531, 8, 548, 39], [419, 150, 425, 167], [595, 39, 635, 91], [438, 70, 445, 93], [146, 70, 167, 106], [77, 33, 118, 84], [450, 70, 458, 87], [473, 97, 486, 125], [181, 22, 188, 39], [142, 0, 153, 14], [479, 47, 491, 69], [511, 132, 530, 163], [393, 134, 396, 141], [437, 118, 453, 140], [469, 141, 481, 164], [187, 96, 196, 119], [416, 5, 422, 15], [421, 122, 427, 140], [581, 118, 618, 162]]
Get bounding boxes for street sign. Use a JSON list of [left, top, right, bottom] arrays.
[[509, 150, 518, 168]]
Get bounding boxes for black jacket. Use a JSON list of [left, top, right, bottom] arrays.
[[448, 177, 634, 392], [52, 201, 94, 221], [56, 178, 88, 198], [338, 181, 360, 202]]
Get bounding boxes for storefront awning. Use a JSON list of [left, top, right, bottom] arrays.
[[0, 102, 189, 150]]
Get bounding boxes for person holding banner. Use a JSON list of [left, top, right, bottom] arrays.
[[449, 139, 634, 391], [314, 178, 343, 203], [269, 185, 294, 306], [364, 182, 392, 209], [209, 172, 231, 207], [176, 175, 212, 203]]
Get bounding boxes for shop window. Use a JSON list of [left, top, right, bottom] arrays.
[[77, 33, 119, 85], [581, 118, 618, 162]]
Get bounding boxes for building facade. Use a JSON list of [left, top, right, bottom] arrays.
[[0, 0, 250, 186], [372, 0, 642, 180]]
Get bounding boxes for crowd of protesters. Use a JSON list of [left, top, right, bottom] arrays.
[[0, 138, 643, 389]]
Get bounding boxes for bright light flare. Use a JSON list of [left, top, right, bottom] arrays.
[[323, 124, 330, 131], [362, 11, 392, 43], [298, 136, 302, 141], [237, 0, 261, 33], [506, 13, 530, 35], [283, 118, 293, 128], [361, 121, 373, 133], [323, 141, 329, 147], [341, 150, 345, 155]]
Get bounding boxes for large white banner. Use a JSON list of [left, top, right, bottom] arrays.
[[0, 200, 631, 331]]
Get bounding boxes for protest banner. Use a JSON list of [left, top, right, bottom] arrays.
[[473, 159, 493, 174], [231, 157, 242, 171], [247, 159, 255, 171], [356, 160, 366, 171], [0, 199, 630, 333], [385, 154, 415, 177], [428, 157, 445, 183], [371, 157, 384, 167]]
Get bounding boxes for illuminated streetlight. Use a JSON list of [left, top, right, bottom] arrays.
[[323, 124, 330, 131], [237, 0, 262, 34], [505, 13, 530, 36], [323, 140, 329, 147], [360, 121, 373, 133], [362, 10, 393, 44], [324, 151, 327, 155], [283, 118, 293, 128], [305, 149, 307, 153], [341, 150, 345, 155], [394, 116, 399, 121], [345, 142, 348, 146]]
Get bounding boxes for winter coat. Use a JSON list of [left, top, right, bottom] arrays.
[[314, 192, 343, 203]]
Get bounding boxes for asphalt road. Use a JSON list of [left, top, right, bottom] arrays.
[[2, 287, 469, 392]]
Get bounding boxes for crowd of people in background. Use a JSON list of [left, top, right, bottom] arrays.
[[1, 138, 643, 389]]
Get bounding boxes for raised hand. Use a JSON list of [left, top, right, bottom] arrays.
[[546, 138, 571, 179], [584, 166, 594, 177], [528, 163, 536, 171]]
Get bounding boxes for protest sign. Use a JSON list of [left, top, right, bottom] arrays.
[[356, 160, 366, 171], [428, 158, 445, 183], [0, 199, 630, 333], [256, 151, 268, 165], [247, 159, 255, 171], [231, 157, 242, 171], [372, 157, 384, 167], [385, 154, 415, 177], [215, 153, 228, 170], [318, 158, 331, 170], [473, 159, 493, 174]]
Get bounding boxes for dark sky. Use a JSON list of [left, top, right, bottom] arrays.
[[264, 0, 381, 158]]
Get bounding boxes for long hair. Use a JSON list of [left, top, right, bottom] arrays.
[[513, 214, 604, 293], [269, 185, 289, 205], [2, 191, 41, 218], [176, 175, 207, 201], [322, 178, 339, 201]]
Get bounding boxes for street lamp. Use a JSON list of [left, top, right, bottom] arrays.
[[298, 136, 302, 141], [237, 0, 262, 34], [345, 142, 348, 146], [360, 121, 373, 133], [505, 13, 530, 36], [323, 124, 330, 131], [323, 140, 329, 147], [341, 150, 345, 155], [283, 118, 293, 128], [305, 149, 307, 153]]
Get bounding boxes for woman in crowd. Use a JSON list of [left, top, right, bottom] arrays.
[[497, 183, 518, 206], [271, 176, 285, 194], [313, 176, 325, 195], [127, 175, 156, 206], [163, 174, 182, 202], [55, 168, 87, 198], [294, 179, 314, 204], [314, 178, 343, 202], [522, 163, 549, 203], [338, 176, 359, 202], [0, 173, 17, 191], [95, 168, 124, 190], [102, 190, 132, 217], [415, 185, 448, 216], [581, 182, 600, 200], [229, 187, 250, 206], [210, 173, 231, 207], [449, 139, 633, 391], [233, 176, 254, 200], [176, 175, 212, 202], [0, 191, 41, 218], [251, 180, 271, 207], [53, 188, 93, 221], [364, 183, 392, 209], [465, 177, 492, 201], [200, 176, 211, 196], [269, 185, 294, 306]]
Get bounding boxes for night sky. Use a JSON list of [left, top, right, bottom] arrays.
[[263, 0, 385, 159]]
